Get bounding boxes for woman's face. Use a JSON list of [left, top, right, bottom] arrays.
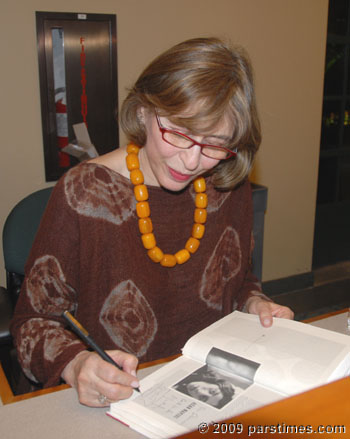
[[186, 381, 223, 407], [138, 109, 233, 191]]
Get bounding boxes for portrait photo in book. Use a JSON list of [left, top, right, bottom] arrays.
[[172, 362, 255, 409]]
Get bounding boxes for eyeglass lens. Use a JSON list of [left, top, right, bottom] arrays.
[[162, 132, 229, 159]]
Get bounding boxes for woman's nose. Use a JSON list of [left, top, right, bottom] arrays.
[[180, 145, 202, 171]]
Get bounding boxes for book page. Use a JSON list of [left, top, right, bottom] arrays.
[[182, 312, 350, 395], [108, 356, 284, 439]]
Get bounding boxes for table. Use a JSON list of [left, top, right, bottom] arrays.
[[0, 363, 164, 439], [1, 311, 349, 438], [305, 307, 350, 333]]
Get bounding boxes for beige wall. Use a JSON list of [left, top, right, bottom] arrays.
[[0, 0, 328, 285]]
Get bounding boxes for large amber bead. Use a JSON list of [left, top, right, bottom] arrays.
[[160, 254, 177, 267], [138, 217, 153, 234], [130, 169, 144, 185], [175, 249, 190, 264], [126, 152, 139, 171], [195, 193, 208, 208], [185, 237, 200, 254], [136, 201, 150, 218], [141, 232, 156, 249], [194, 208, 207, 224], [147, 246, 164, 263], [134, 184, 149, 201], [127, 144, 140, 154], [192, 223, 205, 239], [193, 177, 206, 193]]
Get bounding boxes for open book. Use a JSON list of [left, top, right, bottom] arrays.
[[107, 311, 350, 439]]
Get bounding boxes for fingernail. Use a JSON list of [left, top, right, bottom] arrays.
[[131, 380, 140, 388], [130, 370, 137, 377], [263, 318, 271, 327]]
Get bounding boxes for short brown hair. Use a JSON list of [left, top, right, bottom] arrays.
[[120, 37, 261, 190]]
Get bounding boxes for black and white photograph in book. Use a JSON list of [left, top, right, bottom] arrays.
[[173, 349, 260, 410]]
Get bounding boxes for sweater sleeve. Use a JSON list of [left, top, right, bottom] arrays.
[[237, 252, 272, 312], [10, 176, 87, 387], [232, 182, 272, 311]]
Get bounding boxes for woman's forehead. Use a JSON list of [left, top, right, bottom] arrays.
[[167, 109, 234, 137]]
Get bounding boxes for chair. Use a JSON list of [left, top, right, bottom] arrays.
[[0, 187, 53, 392]]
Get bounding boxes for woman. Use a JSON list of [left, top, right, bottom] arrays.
[[11, 37, 293, 407]]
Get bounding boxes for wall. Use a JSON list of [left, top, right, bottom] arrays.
[[0, 0, 328, 285]]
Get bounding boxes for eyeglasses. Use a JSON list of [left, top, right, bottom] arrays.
[[155, 113, 237, 160]]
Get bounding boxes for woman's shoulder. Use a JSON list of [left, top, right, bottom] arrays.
[[205, 177, 252, 214], [58, 148, 128, 188], [59, 159, 130, 192], [54, 161, 134, 216]]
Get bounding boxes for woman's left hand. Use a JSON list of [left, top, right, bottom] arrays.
[[246, 296, 294, 328]]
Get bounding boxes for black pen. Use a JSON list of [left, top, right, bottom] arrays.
[[62, 310, 140, 393]]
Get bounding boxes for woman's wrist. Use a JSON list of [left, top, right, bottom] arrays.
[[61, 350, 89, 386]]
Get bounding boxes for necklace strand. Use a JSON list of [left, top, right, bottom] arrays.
[[126, 143, 208, 267]]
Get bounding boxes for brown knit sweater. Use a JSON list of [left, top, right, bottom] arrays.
[[10, 162, 267, 387]]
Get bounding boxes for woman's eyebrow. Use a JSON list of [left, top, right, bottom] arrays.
[[205, 134, 231, 141], [165, 119, 231, 142]]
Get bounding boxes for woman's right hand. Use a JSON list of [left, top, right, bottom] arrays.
[[61, 349, 140, 407]]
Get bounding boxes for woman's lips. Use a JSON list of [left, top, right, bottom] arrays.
[[168, 166, 192, 182]]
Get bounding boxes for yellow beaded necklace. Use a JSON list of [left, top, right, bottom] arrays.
[[126, 143, 208, 267]]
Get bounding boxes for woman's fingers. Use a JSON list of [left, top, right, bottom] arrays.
[[246, 296, 294, 327], [62, 350, 139, 407]]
